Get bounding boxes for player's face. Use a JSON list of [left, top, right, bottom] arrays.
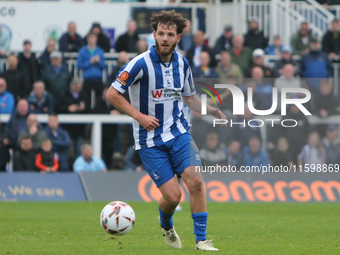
[[154, 24, 180, 58]]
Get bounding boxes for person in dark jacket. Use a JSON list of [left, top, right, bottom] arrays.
[[186, 30, 217, 68], [55, 77, 89, 158], [27, 81, 54, 114], [322, 19, 340, 59], [18, 40, 40, 88], [224, 140, 241, 168], [78, 33, 105, 104], [114, 20, 139, 53], [272, 137, 294, 167], [281, 104, 312, 164], [44, 113, 71, 172], [301, 37, 332, 92], [200, 132, 227, 166], [274, 45, 300, 77], [177, 19, 194, 55], [92, 87, 119, 169], [192, 51, 219, 78], [322, 124, 340, 165], [42, 51, 71, 99], [107, 51, 129, 86], [244, 18, 268, 50], [59, 22, 84, 53], [247, 48, 276, 80], [214, 25, 233, 54], [39, 38, 57, 72], [7, 99, 30, 141], [0, 54, 29, 100], [13, 136, 37, 171], [35, 138, 59, 172], [84, 23, 111, 53], [0, 120, 15, 171]]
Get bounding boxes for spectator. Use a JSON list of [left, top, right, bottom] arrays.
[[27, 81, 54, 114], [107, 51, 129, 85], [243, 66, 273, 110], [272, 137, 294, 167], [240, 136, 269, 168], [35, 138, 59, 172], [13, 136, 37, 171], [301, 37, 332, 92], [55, 78, 89, 158], [200, 132, 227, 166], [0, 78, 15, 114], [73, 144, 107, 172], [248, 48, 276, 79], [0, 23, 10, 56], [215, 51, 243, 83], [322, 124, 340, 165], [0, 120, 15, 171], [224, 140, 241, 168], [59, 22, 84, 53], [244, 18, 268, 50], [93, 86, 119, 170], [314, 79, 338, 117], [192, 51, 219, 78], [124, 146, 143, 171], [274, 45, 300, 77], [281, 104, 312, 164], [78, 33, 105, 103], [1, 54, 29, 100], [178, 20, 194, 54], [322, 19, 340, 60], [84, 23, 111, 53], [42, 51, 71, 99], [7, 99, 30, 140], [274, 64, 301, 90], [39, 38, 57, 72], [229, 35, 252, 76], [231, 105, 262, 149], [136, 39, 148, 55], [18, 40, 40, 88], [44, 113, 71, 172], [290, 22, 313, 55], [214, 25, 233, 54], [298, 131, 326, 168], [186, 30, 217, 68], [17, 113, 47, 150], [114, 20, 139, 53], [264, 35, 283, 55]]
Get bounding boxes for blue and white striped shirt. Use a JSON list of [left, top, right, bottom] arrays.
[[111, 46, 196, 150]]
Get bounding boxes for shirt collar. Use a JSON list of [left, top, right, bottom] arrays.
[[150, 46, 178, 65]]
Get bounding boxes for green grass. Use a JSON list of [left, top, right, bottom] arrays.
[[0, 202, 340, 255]]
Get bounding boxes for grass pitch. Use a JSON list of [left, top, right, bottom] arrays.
[[0, 202, 339, 255]]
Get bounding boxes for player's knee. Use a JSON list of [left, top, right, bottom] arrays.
[[188, 178, 204, 194], [167, 192, 181, 207]]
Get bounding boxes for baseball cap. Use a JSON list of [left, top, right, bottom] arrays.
[[310, 36, 319, 43], [327, 124, 338, 131], [252, 48, 264, 57], [224, 25, 232, 32], [50, 51, 62, 59], [281, 45, 292, 53]]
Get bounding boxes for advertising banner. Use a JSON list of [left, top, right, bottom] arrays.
[[0, 173, 86, 201]]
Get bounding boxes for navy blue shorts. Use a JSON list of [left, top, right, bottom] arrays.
[[138, 132, 201, 187]]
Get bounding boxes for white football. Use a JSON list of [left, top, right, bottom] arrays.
[[100, 201, 135, 235]]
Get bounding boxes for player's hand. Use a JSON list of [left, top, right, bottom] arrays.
[[209, 108, 227, 126], [136, 114, 159, 132]]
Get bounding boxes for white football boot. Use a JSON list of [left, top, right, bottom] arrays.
[[158, 216, 182, 248], [195, 239, 219, 251]]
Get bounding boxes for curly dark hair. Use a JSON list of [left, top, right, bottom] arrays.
[[150, 10, 187, 35]]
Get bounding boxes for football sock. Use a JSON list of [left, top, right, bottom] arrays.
[[159, 206, 174, 230], [192, 212, 208, 243]]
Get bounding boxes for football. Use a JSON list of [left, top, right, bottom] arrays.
[[100, 201, 136, 235]]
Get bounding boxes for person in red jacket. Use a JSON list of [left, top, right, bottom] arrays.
[[36, 138, 59, 172]]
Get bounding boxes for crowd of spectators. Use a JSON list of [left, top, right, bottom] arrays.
[[0, 18, 340, 172]]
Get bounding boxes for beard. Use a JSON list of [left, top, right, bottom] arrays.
[[155, 40, 177, 58]]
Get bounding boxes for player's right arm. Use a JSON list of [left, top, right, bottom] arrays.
[[106, 87, 159, 132]]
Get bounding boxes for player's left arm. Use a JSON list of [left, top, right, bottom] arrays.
[[182, 94, 226, 120]]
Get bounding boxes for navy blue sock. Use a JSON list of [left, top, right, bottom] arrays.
[[192, 212, 208, 243], [159, 207, 174, 230]]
